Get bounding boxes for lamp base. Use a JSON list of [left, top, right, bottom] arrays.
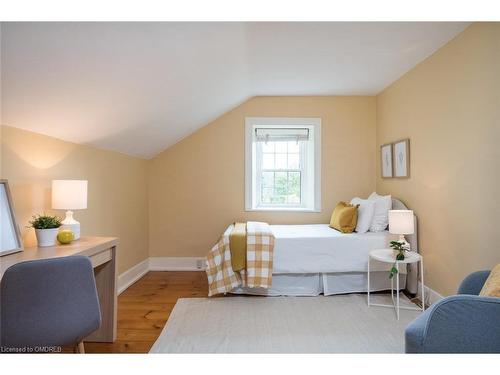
[[61, 210, 81, 240], [397, 234, 410, 250]]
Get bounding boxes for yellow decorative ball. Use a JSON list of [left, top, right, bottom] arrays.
[[57, 230, 74, 244]]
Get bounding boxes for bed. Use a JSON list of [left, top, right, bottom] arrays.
[[231, 198, 418, 296]]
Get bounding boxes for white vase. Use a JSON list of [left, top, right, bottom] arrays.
[[35, 228, 59, 247]]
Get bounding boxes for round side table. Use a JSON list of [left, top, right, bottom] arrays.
[[367, 249, 425, 320]]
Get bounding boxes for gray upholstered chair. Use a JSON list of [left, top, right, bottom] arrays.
[[405, 270, 500, 353], [0, 256, 101, 353]]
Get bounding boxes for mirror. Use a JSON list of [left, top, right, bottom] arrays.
[[1, 180, 23, 256]]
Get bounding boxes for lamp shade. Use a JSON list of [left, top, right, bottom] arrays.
[[52, 180, 88, 210], [388, 210, 414, 235]]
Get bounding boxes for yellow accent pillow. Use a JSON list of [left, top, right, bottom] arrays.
[[479, 264, 500, 297], [329, 201, 359, 233]]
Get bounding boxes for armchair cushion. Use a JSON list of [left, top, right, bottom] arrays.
[[406, 294, 500, 353], [457, 270, 490, 295]]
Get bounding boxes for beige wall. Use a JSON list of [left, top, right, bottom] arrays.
[[376, 23, 500, 296], [1, 125, 149, 274], [149, 96, 377, 257]]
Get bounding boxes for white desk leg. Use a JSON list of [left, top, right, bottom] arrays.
[[420, 258, 425, 312], [367, 255, 371, 306], [396, 262, 400, 320]]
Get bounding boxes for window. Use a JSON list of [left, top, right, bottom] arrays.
[[245, 117, 321, 211]]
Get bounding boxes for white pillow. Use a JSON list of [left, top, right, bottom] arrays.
[[350, 197, 375, 234], [368, 192, 392, 232]]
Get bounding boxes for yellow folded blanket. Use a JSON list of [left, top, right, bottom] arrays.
[[230, 222, 247, 272]]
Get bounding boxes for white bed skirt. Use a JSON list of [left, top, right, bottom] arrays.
[[231, 272, 406, 297]]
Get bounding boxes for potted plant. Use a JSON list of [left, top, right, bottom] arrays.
[[28, 214, 62, 247], [388, 240, 410, 279]]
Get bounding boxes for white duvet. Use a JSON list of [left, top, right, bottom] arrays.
[[271, 224, 397, 274]]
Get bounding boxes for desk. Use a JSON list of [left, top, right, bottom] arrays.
[[0, 236, 118, 342]]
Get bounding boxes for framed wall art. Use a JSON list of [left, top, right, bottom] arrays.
[[380, 143, 393, 178], [1, 180, 23, 256], [393, 139, 410, 178]]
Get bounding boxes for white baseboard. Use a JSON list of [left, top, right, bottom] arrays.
[[117, 257, 205, 294], [117, 258, 150, 295], [417, 281, 444, 306], [149, 256, 206, 271]]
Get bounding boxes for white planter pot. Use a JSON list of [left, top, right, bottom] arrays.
[[35, 228, 59, 247]]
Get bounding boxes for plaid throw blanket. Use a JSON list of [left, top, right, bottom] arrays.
[[205, 221, 274, 297]]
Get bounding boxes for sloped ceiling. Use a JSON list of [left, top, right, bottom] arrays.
[[1, 22, 469, 158]]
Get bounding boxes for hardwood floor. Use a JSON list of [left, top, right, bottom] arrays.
[[84, 271, 208, 353]]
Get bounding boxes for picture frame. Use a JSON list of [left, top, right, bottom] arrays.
[[0, 179, 23, 257], [380, 143, 393, 178], [393, 139, 410, 178]]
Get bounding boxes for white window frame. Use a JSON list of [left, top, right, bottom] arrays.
[[245, 117, 321, 212]]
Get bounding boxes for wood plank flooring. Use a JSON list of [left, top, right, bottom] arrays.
[[84, 271, 208, 353]]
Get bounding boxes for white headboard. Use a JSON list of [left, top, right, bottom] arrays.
[[391, 198, 408, 210]]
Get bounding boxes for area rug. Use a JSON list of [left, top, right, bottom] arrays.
[[149, 294, 421, 353]]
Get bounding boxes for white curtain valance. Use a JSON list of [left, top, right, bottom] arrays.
[[255, 128, 310, 142]]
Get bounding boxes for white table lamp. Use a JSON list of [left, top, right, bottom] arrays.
[[52, 180, 88, 240], [388, 209, 414, 248]]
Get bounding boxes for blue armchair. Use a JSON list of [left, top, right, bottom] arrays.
[[405, 271, 500, 353]]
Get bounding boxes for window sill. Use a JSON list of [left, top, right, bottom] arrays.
[[245, 207, 321, 213]]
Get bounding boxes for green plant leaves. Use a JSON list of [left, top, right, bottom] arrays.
[[389, 264, 398, 279], [389, 240, 405, 251], [28, 214, 62, 229], [389, 241, 406, 278]]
